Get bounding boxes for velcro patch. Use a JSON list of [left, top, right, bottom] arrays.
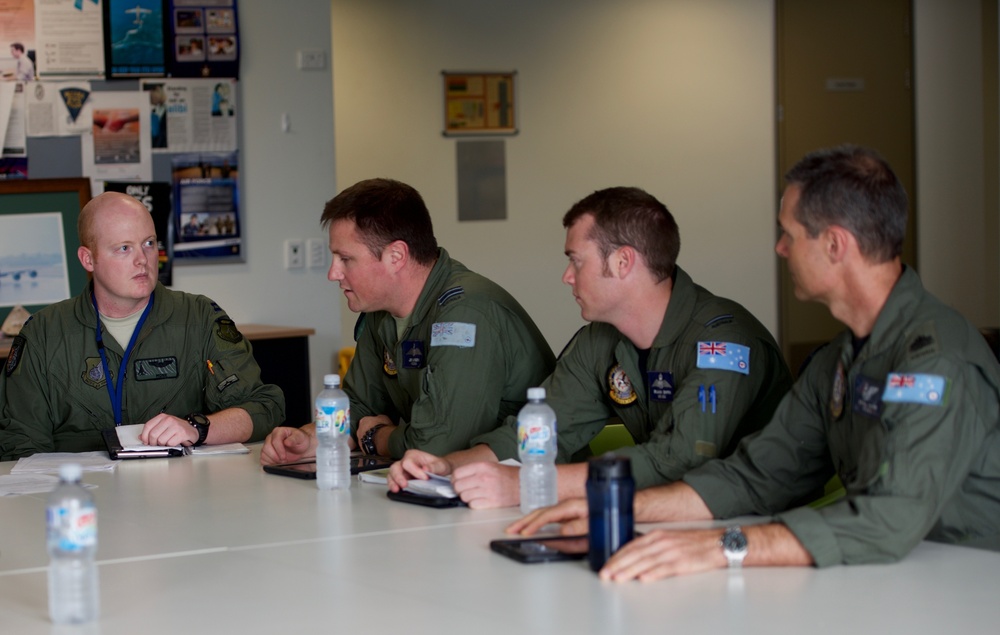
[[215, 317, 243, 344], [696, 341, 750, 375], [882, 373, 946, 406], [5, 335, 26, 377], [216, 374, 239, 392], [430, 322, 476, 348], [134, 357, 179, 381]]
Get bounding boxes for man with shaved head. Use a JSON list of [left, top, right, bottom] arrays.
[[0, 192, 284, 459]]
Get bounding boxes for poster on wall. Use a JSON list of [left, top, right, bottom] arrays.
[[167, 0, 239, 78], [140, 77, 236, 152], [80, 90, 152, 193], [442, 71, 517, 136], [102, 0, 168, 78], [0, 0, 35, 81], [171, 151, 241, 263], [34, 0, 105, 78], [104, 180, 173, 285]]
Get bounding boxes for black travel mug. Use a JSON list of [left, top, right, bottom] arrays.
[[586, 454, 635, 572]]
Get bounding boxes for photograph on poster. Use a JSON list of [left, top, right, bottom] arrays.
[[103, 0, 166, 77], [0, 213, 71, 308], [172, 151, 241, 262]]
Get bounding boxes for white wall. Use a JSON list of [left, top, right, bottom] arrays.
[[170, 1, 339, 418], [332, 0, 779, 352]]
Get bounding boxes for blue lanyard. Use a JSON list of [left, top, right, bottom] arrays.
[[92, 293, 155, 426]]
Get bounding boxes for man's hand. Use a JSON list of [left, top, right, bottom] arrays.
[[387, 449, 453, 492], [140, 413, 198, 447], [356, 415, 395, 455], [505, 497, 590, 536], [450, 462, 520, 509], [598, 528, 727, 582], [260, 425, 317, 465]]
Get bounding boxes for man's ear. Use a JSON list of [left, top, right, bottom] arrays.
[[613, 245, 638, 279], [78, 246, 95, 272], [383, 240, 409, 271], [825, 225, 855, 263]]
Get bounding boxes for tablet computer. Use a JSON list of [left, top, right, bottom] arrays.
[[262, 455, 393, 479], [489, 535, 590, 563], [386, 489, 467, 508]]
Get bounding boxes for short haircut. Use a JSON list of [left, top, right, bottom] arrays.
[[320, 178, 439, 266], [784, 145, 907, 263], [77, 192, 149, 250], [562, 186, 680, 282], [11, 42, 24, 53]]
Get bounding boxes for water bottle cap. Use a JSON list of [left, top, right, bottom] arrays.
[[587, 454, 632, 480], [323, 374, 341, 387], [59, 463, 83, 482], [526, 387, 546, 400]]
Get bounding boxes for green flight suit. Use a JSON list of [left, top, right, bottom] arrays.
[[1, 283, 285, 460], [344, 248, 555, 458], [472, 266, 792, 489], [684, 267, 1000, 565]]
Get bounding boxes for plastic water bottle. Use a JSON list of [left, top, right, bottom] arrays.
[[586, 454, 635, 572], [315, 373, 351, 490], [517, 387, 558, 514], [47, 463, 99, 624]]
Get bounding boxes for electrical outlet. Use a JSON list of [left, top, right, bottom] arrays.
[[284, 239, 305, 269], [306, 238, 327, 269], [297, 49, 327, 70]]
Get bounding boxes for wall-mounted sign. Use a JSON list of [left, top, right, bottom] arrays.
[[442, 71, 516, 136]]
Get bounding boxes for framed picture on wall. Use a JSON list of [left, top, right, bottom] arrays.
[[0, 178, 91, 326], [442, 71, 517, 136]]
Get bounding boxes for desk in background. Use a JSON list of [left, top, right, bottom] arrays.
[[1, 449, 998, 634], [0, 324, 315, 427]]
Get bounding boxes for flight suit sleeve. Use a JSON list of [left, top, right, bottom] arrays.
[[620, 331, 791, 489], [387, 304, 515, 458], [200, 315, 285, 442], [0, 331, 58, 460], [471, 327, 616, 462], [776, 356, 995, 567], [343, 314, 395, 430]]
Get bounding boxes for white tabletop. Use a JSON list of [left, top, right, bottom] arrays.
[[2, 449, 998, 634]]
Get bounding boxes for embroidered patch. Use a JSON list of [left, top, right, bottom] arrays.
[[852, 374, 883, 417], [210, 301, 223, 313], [704, 314, 734, 329], [134, 357, 179, 381], [607, 363, 637, 405], [437, 286, 465, 306], [401, 340, 426, 369], [383, 349, 398, 376], [430, 322, 476, 348], [882, 373, 946, 406], [215, 317, 243, 344], [647, 371, 674, 402], [830, 360, 845, 419], [216, 374, 239, 392], [5, 335, 26, 377], [695, 341, 750, 375], [82, 357, 106, 389]]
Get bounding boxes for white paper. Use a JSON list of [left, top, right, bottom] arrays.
[[404, 472, 458, 498], [33, 0, 105, 78], [114, 423, 182, 451], [0, 473, 60, 496], [24, 80, 93, 137], [2, 83, 27, 156], [80, 90, 152, 193], [10, 451, 119, 474], [0, 83, 15, 154]]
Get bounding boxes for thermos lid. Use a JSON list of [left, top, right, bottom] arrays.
[[587, 454, 632, 480]]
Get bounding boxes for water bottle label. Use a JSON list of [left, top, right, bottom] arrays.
[[47, 502, 97, 552], [315, 406, 349, 435], [518, 422, 552, 455]]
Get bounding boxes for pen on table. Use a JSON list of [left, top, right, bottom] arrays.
[[710, 385, 717, 414], [698, 385, 706, 412], [206, 359, 215, 375]]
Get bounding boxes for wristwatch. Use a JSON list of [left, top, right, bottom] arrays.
[[185, 413, 211, 447], [361, 423, 388, 455], [720, 526, 748, 568]]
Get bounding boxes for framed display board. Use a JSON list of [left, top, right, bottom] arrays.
[[0, 178, 92, 325]]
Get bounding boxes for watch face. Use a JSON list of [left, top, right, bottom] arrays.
[[188, 413, 210, 427], [723, 528, 748, 553]]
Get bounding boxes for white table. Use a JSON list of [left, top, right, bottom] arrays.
[[2, 449, 998, 634]]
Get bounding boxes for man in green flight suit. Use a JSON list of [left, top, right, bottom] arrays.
[[388, 186, 792, 508], [260, 178, 554, 463], [511, 145, 1000, 581], [0, 192, 285, 459]]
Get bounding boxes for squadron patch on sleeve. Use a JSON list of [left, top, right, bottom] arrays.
[[215, 317, 244, 344], [882, 373, 946, 406], [4, 335, 26, 377], [430, 322, 476, 348], [696, 341, 750, 375], [383, 349, 398, 376], [830, 360, 845, 419], [608, 363, 637, 405], [402, 340, 426, 369]]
